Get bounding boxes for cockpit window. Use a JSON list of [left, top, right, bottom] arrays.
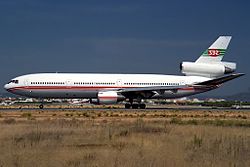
[[8, 80, 19, 84]]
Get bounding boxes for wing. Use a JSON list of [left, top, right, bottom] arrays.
[[104, 73, 244, 99], [116, 85, 188, 98], [117, 85, 186, 93]]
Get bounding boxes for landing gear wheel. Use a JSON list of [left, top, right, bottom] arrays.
[[125, 103, 131, 109], [132, 103, 139, 109], [39, 104, 44, 109], [139, 104, 146, 109]]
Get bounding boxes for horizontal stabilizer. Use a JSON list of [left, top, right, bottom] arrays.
[[196, 73, 245, 86]]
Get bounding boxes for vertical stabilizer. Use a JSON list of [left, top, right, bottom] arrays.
[[195, 36, 232, 63]]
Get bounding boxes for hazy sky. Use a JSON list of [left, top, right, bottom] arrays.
[[0, 0, 249, 96]]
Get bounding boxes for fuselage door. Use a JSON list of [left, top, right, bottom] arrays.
[[180, 80, 185, 86], [24, 80, 29, 88], [66, 80, 72, 88], [116, 79, 122, 88]]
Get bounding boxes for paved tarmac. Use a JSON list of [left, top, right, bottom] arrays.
[[0, 105, 249, 112]]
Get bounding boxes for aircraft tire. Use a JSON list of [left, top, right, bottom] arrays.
[[139, 104, 146, 109], [39, 104, 44, 109], [132, 104, 139, 109], [125, 103, 131, 109]]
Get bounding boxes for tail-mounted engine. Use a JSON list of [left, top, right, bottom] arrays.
[[180, 61, 236, 78]]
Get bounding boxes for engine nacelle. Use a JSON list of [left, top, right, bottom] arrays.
[[180, 61, 236, 77], [91, 91, 125, 105]]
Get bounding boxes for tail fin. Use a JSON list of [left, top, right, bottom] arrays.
[[195, 36, 232, 63], [180, 36, 237, 78]]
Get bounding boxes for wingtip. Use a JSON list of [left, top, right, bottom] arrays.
[[230, 73, 245, 79], [234, 73, 245, 76]]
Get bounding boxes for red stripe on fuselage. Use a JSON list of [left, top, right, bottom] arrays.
[[11, 86, 129, 90], [8, 86, 131, 91], [8, 86, 202, 92]]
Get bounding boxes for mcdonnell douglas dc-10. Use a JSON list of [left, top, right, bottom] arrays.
[[4, 36, 244, 109]]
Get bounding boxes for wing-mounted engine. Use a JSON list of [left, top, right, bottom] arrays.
[[180, 61, 236, 78], [90, 91, 125, 104]]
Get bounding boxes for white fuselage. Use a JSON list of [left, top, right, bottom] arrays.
[[4, 73, 213, 99]]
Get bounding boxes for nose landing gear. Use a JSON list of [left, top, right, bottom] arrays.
[[39, 104, 44, 109], [38, 99, 44, 109]]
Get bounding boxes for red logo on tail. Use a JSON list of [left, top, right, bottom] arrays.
[[208, 49, 220, 57]]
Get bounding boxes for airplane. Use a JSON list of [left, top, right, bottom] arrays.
[[4, 36, 244, 109]]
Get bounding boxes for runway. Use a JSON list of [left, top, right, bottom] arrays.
[[0, 105, 249, 112]]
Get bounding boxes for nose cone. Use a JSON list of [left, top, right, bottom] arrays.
[[4, 84, 10, 91]]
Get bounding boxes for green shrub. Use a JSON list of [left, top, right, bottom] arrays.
[[82, 112, 90, 117], [21, 112, 32, 118], [170, 117, 182, 124], [186, 119, 198, 125], [3, 118, 16, 124], [192, 135, 203, 148]]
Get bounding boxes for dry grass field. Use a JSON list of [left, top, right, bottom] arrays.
[[0, 107, 250, 167]]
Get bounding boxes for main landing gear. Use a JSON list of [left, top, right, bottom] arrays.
[[125, 99, 146, 109], [125, 103, 146, 109]]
